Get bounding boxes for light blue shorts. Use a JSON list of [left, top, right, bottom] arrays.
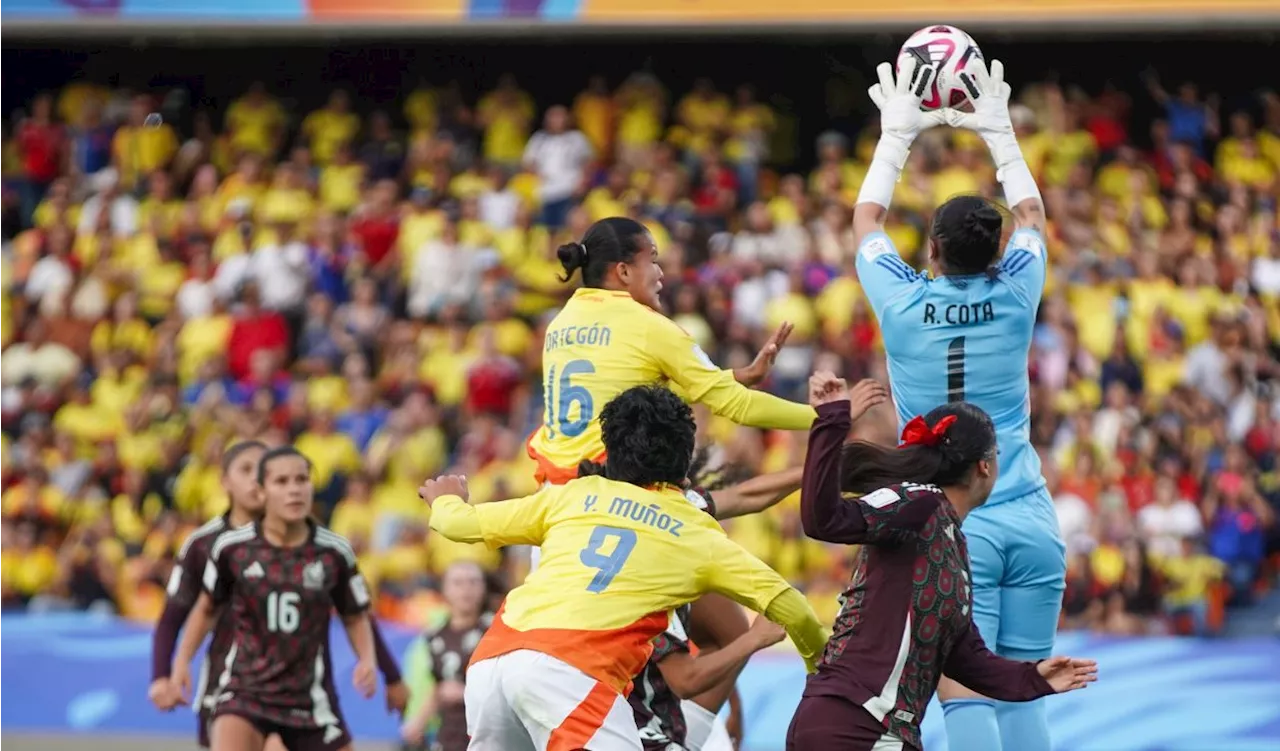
[[962, 488, 1067, 657]]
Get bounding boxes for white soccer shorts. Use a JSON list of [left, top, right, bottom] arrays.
[[465, 649, 642, 751]]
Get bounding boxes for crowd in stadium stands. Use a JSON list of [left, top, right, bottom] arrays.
[[1, 68, 1279, 638]]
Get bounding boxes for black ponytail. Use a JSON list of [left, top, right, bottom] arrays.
[[557, 216, 651, 287], [556, 242, 589, 282], [931, 194, 1005, 276], [840, 402, 996, 494]]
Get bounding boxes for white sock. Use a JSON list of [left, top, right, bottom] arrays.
[[681, 700, 720, 751], [701, 714, 734, 751]]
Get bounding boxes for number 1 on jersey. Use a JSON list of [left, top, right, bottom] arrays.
[[579, 525, 637, 593], [947, 336, 966, 403]]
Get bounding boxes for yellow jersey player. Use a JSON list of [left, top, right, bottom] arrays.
[[527, 216, 816, 485], [421, 385, 828, 751]]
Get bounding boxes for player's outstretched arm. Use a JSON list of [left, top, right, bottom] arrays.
[[853, 58, 945, 244], [702, 538, 829, 674], [733, 322, 794, 387], [655, 615, 785, 699], [761, 588, 828, 674], [651, 316, 817, 431], [948, 60, 1045, 235], [709, 466, 804, 520], [420, 475, 553, 548], [944, 621, 1097, 701], [799, 376, 906, 545]]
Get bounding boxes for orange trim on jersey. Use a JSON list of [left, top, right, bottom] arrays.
[[547, 681, 616, 751], [470, 606, 667, 694], [525, 429, 606, 485]]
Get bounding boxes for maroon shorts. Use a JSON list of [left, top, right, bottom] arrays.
[[786, 694, 917, 751], [211, 708, 351, 751]]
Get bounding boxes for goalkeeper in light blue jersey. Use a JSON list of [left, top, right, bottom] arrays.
[[850, 57, 1065, 751]]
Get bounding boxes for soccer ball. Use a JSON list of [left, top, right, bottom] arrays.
[[896, 25, 984, 111]]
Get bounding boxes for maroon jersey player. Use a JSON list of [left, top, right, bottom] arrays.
[[787, 375, 1097, 751], [172, 446, 379, 751], [399, 561, 492, 751], [150, 442, 408, 748], [148, 441, 266, 747]]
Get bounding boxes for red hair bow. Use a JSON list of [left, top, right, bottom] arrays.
[[900, 414, 958, 448]]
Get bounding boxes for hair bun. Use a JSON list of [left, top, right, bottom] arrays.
[[556, 241, 588, 275], [965, 205, 1003, 240]]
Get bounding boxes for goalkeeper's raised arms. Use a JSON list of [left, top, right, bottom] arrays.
[[947, 59, 1046, 234], [853, 57, 946, 243]]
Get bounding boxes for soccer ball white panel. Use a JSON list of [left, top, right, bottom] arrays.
[[896, 25, 985, 111]]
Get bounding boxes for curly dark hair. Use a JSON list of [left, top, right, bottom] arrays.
[[597, 385, 696, 487], [579, 445, 753, 491]]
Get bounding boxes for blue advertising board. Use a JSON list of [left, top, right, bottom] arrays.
[[2, 0, 307, 20], [3, 613, 1280, 750]]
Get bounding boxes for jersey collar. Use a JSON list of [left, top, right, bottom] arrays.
[[255, 517, 318, 548], [572, 287, 632, 301]]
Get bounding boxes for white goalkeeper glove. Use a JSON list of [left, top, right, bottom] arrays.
[[945, 59, 1040, 208], [944, 59, 1017, 165], [858, 57, 946, 209], [867, 58, 948, 162]]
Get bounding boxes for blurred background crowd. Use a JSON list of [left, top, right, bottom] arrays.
[[3, 41, 1279, 639]]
